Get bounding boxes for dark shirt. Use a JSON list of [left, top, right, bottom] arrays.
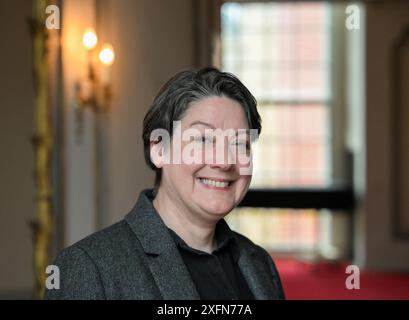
[[167, 220, 254, 300]]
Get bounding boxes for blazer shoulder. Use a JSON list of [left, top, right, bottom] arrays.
[[61, 219, 148, 273], [45, 242, 106, 299], [73, 219, 133, 254], [45, 219, 147, 299], [51, 219, 140, 277]]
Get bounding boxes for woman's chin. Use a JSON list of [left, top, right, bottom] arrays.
[[200, 203, 234, 218]]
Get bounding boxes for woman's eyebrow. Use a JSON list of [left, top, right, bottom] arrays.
[[189, 121, 250, 136], [189, 120, 216, 129]]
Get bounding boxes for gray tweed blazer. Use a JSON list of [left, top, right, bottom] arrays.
[[45, 189, 285, 300]]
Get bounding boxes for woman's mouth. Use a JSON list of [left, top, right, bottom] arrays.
[[198, 177, 232, 189]]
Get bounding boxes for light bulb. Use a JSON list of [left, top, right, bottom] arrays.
[[99, 44, 115, 66], [82, 28, 98, 50]]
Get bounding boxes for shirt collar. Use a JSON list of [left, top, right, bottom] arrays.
[[167, 219, 236, 256]]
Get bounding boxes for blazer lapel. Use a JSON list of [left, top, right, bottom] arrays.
[[145, 246, 200, 300], [125, 190, 200, 300], [237, 246, 281, 300]]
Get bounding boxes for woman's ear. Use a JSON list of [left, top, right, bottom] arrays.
[[150, 140, 165, 169]]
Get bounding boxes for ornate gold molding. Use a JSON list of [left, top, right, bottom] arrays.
[[29, 0, 53, 299]]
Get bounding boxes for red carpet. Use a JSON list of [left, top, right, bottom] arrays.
[[275, 259, 409, 300]]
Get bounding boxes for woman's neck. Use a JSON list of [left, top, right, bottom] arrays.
[[153, 188, 217, 253]]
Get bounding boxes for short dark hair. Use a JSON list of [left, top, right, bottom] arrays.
[[142, 67, 262, 192]]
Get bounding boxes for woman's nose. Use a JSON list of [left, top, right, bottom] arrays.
[[209, 140, 234, 171], [209, 160, 233, 171]]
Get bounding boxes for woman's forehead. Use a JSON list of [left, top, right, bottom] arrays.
[[181, 96, 249, 130]]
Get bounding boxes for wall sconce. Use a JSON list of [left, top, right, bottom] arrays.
[[76, 28, 115, 112]]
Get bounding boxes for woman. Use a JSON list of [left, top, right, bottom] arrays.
[[45, 67, 285, 300]]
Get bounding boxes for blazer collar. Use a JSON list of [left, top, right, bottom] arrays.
[[125, 189, 200, 299], [125, 189, 172, 255]]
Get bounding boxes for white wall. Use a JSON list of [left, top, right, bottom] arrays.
[[61, 0, 99, 246]]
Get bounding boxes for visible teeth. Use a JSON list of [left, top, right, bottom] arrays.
[[200, 178, 229, 188]]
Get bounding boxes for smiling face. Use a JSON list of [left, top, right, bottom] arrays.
[[156, 96, 253, 224]]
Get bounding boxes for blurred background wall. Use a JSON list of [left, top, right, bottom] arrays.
[[97, 0, 195, 225], [364, 2, 409, 271], [0, 0, 35, 299]]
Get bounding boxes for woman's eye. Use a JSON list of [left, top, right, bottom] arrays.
[[193, 135, 213, 144], [234, 141, 249, 148], [233, 141, 251, 153]]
